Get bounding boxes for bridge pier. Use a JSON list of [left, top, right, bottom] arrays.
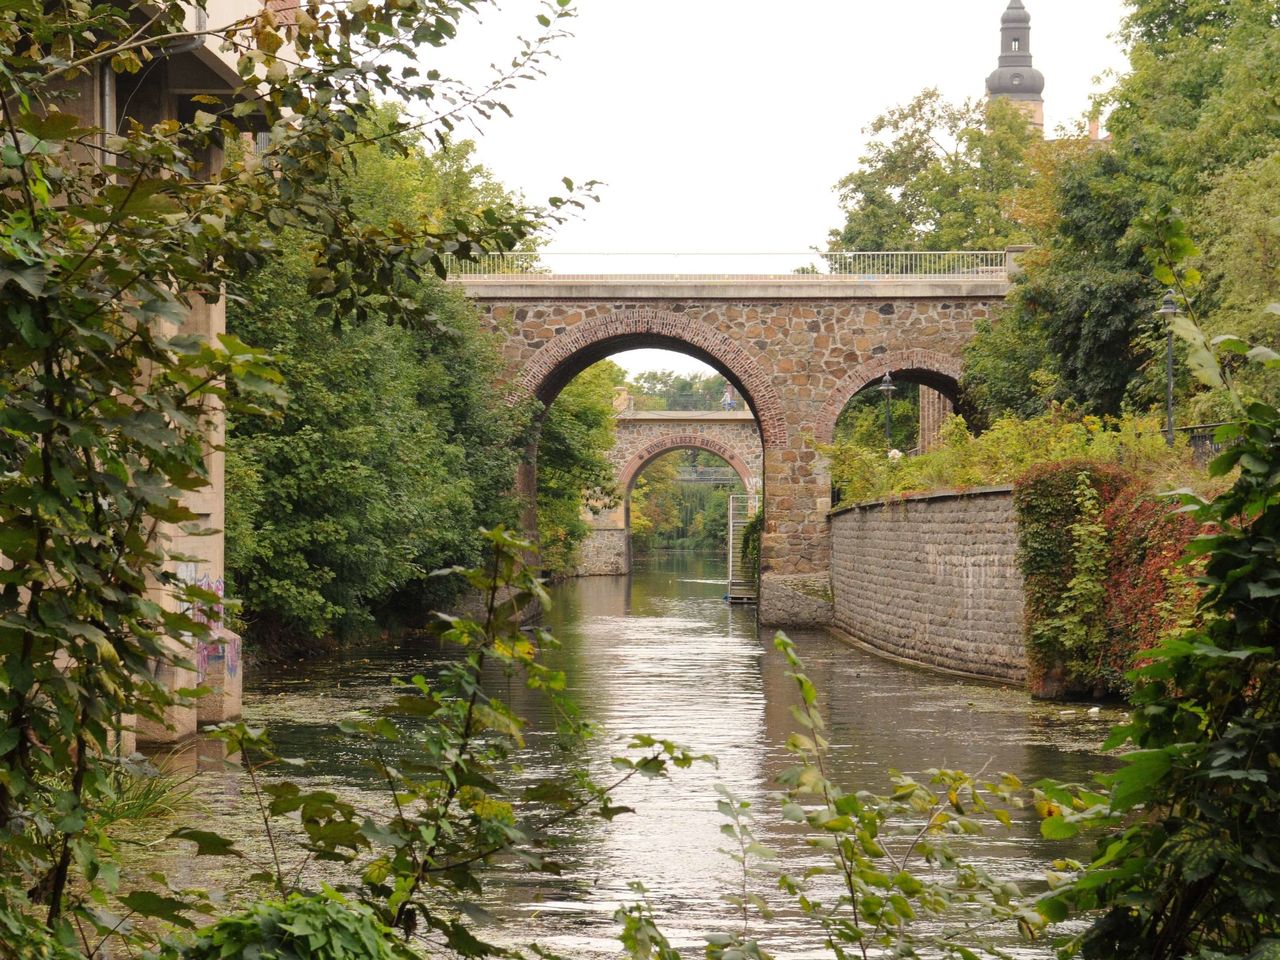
[[758, 444, 836, 626], [918, 386, 956, 452], [577, 503, 631, 576]]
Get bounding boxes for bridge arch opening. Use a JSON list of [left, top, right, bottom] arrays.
[[511, 309, 788, 449], [624, 444, 754, 563], [816, 348, 966, 448], [512, 310, 780, 577], [619, 436, 757, 497]]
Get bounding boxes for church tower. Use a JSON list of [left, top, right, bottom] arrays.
[[985, 0, 1045, 131]]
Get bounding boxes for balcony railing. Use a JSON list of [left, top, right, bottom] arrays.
[[445, 251, 1011, 282]]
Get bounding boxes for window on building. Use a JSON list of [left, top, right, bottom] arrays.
[[1011, 38, 1021, 51]]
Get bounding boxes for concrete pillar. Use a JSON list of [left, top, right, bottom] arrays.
[[918, 387, 955, 453], [137, 293, 241, 743]]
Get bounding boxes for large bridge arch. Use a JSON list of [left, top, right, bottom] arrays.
[[509, 309, 789, 448]]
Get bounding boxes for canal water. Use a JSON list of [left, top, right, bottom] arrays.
[[162, 552, 1115, 958]]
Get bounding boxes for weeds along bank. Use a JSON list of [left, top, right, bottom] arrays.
[[827, 412, 1214, 699]]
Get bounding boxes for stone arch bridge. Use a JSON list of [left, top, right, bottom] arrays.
[[577, 409, 763, 576], [458, 251, 1015, 626]]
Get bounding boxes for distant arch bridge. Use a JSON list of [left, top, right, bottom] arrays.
[[578, 409, 763, 577]]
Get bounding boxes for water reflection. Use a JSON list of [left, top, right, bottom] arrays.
[[157, 552, 1114, 958]]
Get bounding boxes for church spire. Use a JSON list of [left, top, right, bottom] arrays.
[[985, 0, 1045, 130]]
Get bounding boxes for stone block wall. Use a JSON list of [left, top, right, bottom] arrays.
[[830, 487, 1025, 683], [576, 526, 628, 577]]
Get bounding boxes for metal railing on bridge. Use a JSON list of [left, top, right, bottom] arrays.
[[674, 467, 741, 484], [1179, 422, 1237, 464], [445, 251, 1010, 282]]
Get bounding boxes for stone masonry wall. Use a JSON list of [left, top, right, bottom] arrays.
[[830, 487, 1025, 682]]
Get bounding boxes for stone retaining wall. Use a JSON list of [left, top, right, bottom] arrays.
[[830, 487, 1025, 683]]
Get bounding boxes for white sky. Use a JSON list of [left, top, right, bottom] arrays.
[[432, 0, 1132, 375]]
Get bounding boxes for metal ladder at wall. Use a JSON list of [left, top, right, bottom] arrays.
[[726, 494, 761, 604]]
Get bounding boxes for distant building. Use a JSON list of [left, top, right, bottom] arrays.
[[986, 0, 1045, 131]]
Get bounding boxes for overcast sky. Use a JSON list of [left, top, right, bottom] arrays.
[[433, 0, 1132, 375]]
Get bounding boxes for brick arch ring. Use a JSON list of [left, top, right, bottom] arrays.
[[617, 435, 760, 497], [509, 309, 789, 448], [815, 348, 964, 444]]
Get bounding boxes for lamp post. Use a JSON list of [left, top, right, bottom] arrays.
[[878, 372, 897, 450], [1158, 291, 1178, 447]]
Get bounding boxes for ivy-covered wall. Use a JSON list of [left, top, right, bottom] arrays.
[[1014, 462, 1203, 699], [829, 463, 1203, 700]]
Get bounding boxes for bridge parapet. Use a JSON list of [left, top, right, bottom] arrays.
[[449, 250, 1012, 280], [453, 251, 1013, 300]]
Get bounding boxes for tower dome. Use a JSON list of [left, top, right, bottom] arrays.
[[985, 0, 1044, 127]]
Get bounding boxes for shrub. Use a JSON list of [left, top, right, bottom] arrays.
[[180, 895, 405, 960], [1013, 460, 1132, 698], [829, 410, 1181, 507], [1099, 482, 1204, 690]]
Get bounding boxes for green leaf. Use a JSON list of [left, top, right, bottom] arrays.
[[117, 891, 197, 929], [1040, 815, 1079, 840], [1109, 750, 1173, 811], [17, 109, 81, 141], [169, 828, 242, 857], [1037, 895, 1069, 923]]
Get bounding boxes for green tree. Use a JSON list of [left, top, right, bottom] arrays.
[[227, 250, 519, 650], [629, 450, 745, 553], [961, 312, 1059, 420], [627, 370, 730, 411], [226, 126, 526, 651], [537, 360, 624, 575], [1039, 247, 1280, 959], [1191, 150, 1280, 418], [968, 0, 1280, 420], [1011, 146, 1161, 415], [0, 0, 580, 948], [829, 90, 1037, 253], [833, 384, 920, 452]]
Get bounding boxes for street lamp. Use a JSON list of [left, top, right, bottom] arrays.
[[877, 372, 897, 450], [1158, 291, 1178, 447]]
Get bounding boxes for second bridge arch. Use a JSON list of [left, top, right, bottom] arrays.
[[577, 410, 763, 576]]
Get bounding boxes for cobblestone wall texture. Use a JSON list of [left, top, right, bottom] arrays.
[[830, 488, 1026, 682], [576, 528, 628, 577]]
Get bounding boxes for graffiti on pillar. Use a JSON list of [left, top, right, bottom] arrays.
[[184, 573, 230, 683]]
